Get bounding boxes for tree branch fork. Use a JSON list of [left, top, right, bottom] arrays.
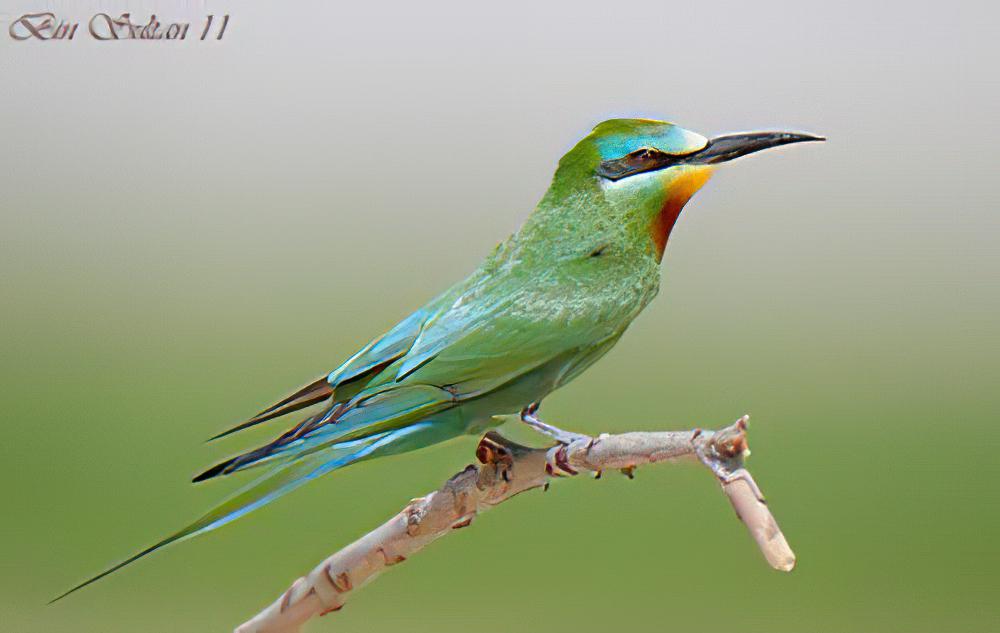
[[236, 415, 793, 633]]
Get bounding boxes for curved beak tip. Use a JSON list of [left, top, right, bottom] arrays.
[[794, 132, 826, 142]]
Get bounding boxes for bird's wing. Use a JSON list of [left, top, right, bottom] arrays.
[[204, 267, 621, 475], [388, 268, 623, 395], [397, 313, 611, 396]]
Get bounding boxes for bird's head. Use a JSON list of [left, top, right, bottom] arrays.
[[531, 118, 823, 261]]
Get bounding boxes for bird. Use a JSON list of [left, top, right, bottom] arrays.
[[52, 118, 822, 601]]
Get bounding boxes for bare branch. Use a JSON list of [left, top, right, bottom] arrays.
[[235, 415, 792, 633]]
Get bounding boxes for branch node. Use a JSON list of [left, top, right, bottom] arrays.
[[379, 547, 406, 567], [319, 565, 352, 600], [451, 516, 474, 530], [404, 499, 429, 536], [312, 566, 347, 615], [319, 604, 343, 617], [545, 444, 581, 476], [475, 433, 518, 487], [277, 580, 299, 614]]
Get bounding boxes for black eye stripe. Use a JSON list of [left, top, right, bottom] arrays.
[[596, 147, 682, 181]]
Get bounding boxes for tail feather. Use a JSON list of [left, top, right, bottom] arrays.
[[207, 377, 334, 442], [50, 429, 398, 603], [190, 457, 235, 483], [195, 384, 451, 483], [193, 409, 332, 483]]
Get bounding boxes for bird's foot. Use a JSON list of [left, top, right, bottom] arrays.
[[520, 405, 591, 478], [693, 427, 764, 502], [520, 404, 590, 445], [713, 466, 765, 502]]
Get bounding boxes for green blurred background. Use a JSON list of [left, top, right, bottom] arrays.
[[2, 1, 998, 631]]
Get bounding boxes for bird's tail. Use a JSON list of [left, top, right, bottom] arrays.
[[206, 376, 335, 442], [49, 428, 403, 603]]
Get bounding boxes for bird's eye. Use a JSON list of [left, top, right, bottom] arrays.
[[597, 147, 676, 181]]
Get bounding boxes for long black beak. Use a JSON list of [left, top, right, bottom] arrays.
[[688, 131, 825, 165], [595, 131, 824, 181]]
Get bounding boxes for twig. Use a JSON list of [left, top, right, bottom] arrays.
[[235, 415, 792, 633]]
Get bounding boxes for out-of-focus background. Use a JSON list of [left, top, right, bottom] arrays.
[[2, 1, 998, 631]]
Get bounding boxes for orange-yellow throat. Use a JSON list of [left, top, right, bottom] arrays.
[[650, 166, 713, 261]]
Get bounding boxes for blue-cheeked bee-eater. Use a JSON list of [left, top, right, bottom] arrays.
[[53, 118, 822, 601]]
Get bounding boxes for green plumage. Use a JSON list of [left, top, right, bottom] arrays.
[[56, 118, 824, 601]]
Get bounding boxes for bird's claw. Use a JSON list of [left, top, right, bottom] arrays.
[[519, 405, 593, 477], [718, 467, 765, 502], [695, 440, 764, 502], [520, 405, 590, 445]]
